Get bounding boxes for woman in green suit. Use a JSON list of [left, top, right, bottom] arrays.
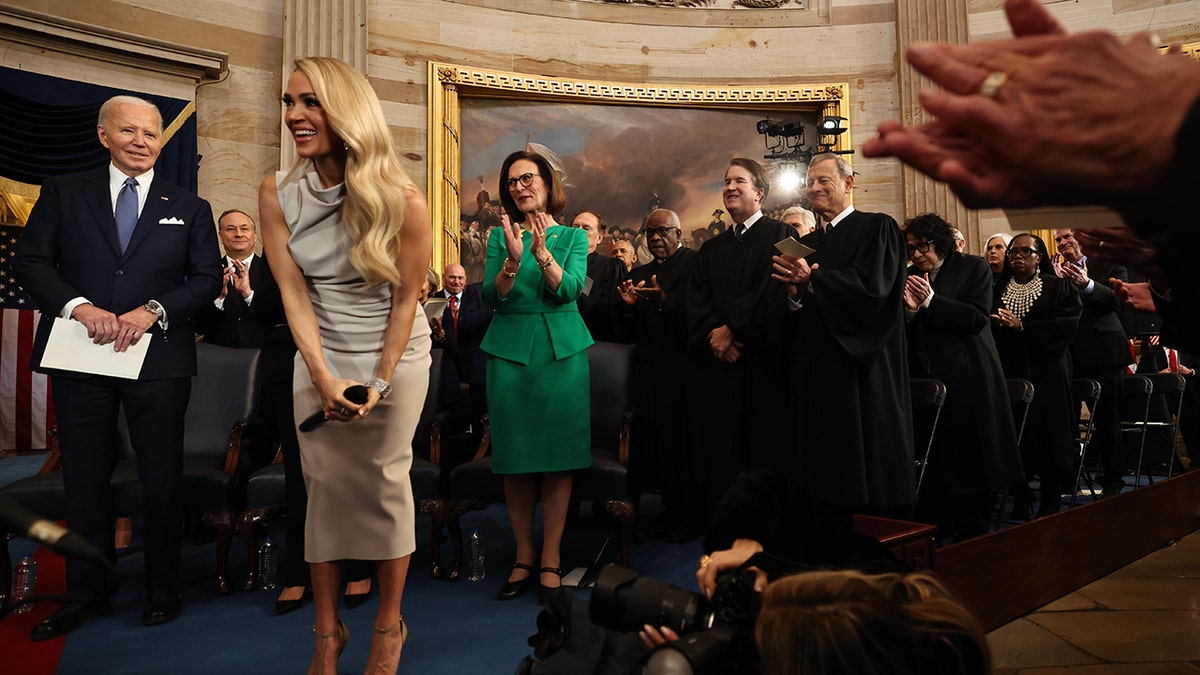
[[481, 150, 593, 600]]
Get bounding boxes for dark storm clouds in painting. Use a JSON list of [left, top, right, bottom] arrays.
[[460, 98, 817, 235]]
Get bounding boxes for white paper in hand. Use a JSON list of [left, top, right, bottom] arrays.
[[40, 318, 150, 379]]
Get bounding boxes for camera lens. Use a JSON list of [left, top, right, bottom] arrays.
[[590, 564, 715, 634]]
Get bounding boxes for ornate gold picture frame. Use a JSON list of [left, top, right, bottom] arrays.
[[426, 61, 850, 272]]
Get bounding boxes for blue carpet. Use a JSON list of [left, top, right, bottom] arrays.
[[1, 454, 703, 674]]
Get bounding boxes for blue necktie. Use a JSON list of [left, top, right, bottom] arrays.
[[115, 177, 139, 253], [734, 223, 746, 241]]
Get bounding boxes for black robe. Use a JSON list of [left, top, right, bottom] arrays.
[[992, 273, 1082, 474], [614, 247, 699, 492], [578, 251, 625, 342], [789, 209, 914, 507], [685, 216, 793, 501], [906, 252, 1024, 494]]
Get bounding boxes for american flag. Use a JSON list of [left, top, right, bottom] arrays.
[[0, 224, 53, 450]]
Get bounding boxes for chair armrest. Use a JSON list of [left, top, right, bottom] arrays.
[[221, 419, 252, 477], [471, 414, 491, 461], [429, 414, 447, 466], [618, 412, 633, 465], [39, 427, 63, 473]]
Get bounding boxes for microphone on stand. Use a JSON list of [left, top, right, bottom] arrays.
[[299, 385, 371, 433], [0, 492, 117, 573]]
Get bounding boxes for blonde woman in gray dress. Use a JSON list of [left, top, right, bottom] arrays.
[[260, 56, 432, 675]]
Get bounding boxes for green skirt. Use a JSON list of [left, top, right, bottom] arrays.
[[487, 327, 591, 474]]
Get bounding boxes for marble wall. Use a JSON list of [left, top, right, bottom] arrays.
[[3, 0, 1200, 253]]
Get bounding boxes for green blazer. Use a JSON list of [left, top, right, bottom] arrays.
[[481, 224, 594, 365]]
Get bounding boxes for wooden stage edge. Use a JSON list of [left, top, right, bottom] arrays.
[[933, 468, 1200, 631]]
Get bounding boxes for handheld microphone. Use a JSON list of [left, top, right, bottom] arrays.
[[0, 493, 117, 573], [299, 385, 371, 433]]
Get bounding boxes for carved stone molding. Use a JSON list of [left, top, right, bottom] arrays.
[[0, 6, 227, 83]]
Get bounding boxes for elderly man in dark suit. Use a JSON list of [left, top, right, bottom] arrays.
[[195, 208, 283, 349], [12, 95, 222, 638], [432, 263, 494, 428], [1055, 228, 1133, 497]]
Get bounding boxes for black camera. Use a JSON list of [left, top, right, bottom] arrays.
[[589, 564, 762, 675]]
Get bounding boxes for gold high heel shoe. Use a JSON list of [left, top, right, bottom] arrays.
[[363, 616, 407, 675], [308, 618, 348, 675]]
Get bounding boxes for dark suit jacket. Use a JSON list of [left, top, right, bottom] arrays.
[[1069, 258, 1132, 368], [13, 165, 223, 379], [196, 254, 285, 349], [434, 283, 493, 387]]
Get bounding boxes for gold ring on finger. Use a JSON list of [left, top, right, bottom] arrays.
[[979, 71, 1009, 99], [698, 554, 712, 570]]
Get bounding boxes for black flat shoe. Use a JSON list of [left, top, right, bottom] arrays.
[[31, 599, 112, 641], [497, 561, 536, 601], [537, 566, 564, 591], [142, 585, 182, 626]]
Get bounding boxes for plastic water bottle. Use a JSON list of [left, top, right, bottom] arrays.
[[12, 554, 37, 614], [259, 536, 278, 590], [467, 529, 485, 582]]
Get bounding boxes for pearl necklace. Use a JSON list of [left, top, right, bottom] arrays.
[[1002, 275, 1043, 320]]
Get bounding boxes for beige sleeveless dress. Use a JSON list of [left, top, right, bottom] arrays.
[[277, 169, 431, 562]]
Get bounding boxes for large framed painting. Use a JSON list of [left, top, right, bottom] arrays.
[[427, 61, 850, 280]]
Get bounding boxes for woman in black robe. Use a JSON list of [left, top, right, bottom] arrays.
[[903, 214, 1024, 540], [991, 233, 1082, 518]]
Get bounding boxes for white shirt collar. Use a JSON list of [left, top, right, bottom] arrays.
[[735, 210, 763, 232], [827, 205, 855, 229], [108, 164, 154, 214]]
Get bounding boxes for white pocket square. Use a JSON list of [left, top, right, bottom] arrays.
[[158, 217, 185, 225]]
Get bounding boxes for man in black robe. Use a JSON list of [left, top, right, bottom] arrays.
[[613, 209, 699, 539], [773, 153, 914, 508], [685, 158, 793, 534], [573, 210, 625, 342]]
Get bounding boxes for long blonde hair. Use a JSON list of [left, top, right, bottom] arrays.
[[756, 569, 991, 675], [287, 56, 413, 287]]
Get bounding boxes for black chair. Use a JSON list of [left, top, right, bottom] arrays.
[[909, 378, 948, 513], [237, 348, 451, 587], [1070, 378, 1102, 507], [1, 343, 262, 596], [1119, 374, 1154, 489], [991, 379, 1034, 530], [446, 341, 637, 570], [1129, 372, 1187, 484]]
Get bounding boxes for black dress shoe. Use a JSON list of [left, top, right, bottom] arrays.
[[142, 586, 182, 626], [536, 567, 564, 602], [496, 562, 536, 601], [31, 600, 112, 641]]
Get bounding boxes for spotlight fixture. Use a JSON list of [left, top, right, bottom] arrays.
[[818, 116, 848, 136], [756, 118, 806, 138]]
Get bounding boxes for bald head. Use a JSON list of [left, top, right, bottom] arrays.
[[443, 264, 466, 294]]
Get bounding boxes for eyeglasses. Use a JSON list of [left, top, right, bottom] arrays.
[[1007, 247, 1037, 259], [906, 241, 932, 254], [645, 227, 679, 237], [505, 172, 541, 190]]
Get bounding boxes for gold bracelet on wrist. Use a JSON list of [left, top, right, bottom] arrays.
[[536, 257, 553, 269], [502, 258, 520, 278]]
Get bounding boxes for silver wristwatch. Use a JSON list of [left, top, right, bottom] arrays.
[[365, 377, 392, 399], [143, 299, 167, 329]]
